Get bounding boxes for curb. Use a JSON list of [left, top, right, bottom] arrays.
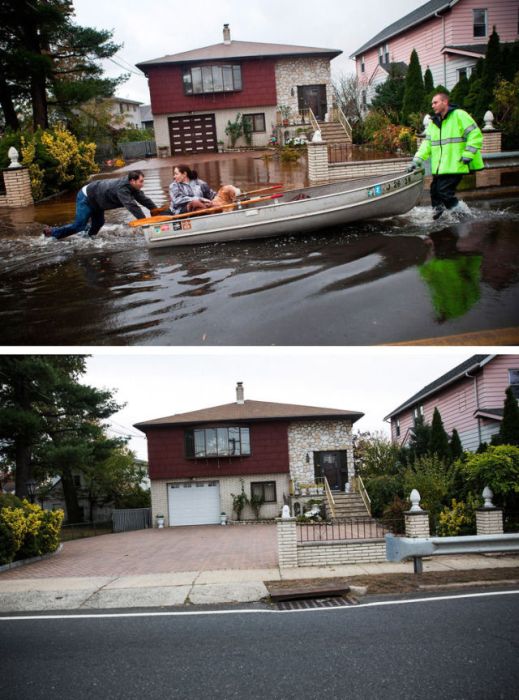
[[0, 544, 63, 573]]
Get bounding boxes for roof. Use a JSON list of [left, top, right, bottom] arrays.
[[135, 399, 363, 429], [443, 44, 487, 57], [384, 355, 495, 419], [136, 40, 342, 70], [350, 0, 455, 58], [473, 408, 504, 421], [111, 96, 142, 105]]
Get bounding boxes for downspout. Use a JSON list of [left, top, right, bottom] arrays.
[[465, 370, 481, 445], [435, 10, 447, 87]]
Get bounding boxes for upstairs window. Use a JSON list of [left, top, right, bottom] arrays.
[[395, 418, 401, 437], [361, 55, 365, 73], [185, 426, 251, 458], [182, 64, 242, 95], [473, 9, 487, 37], [509, 369, 519, 399], [384, 44, 390, 63], [378, 46, 384, 65], [413, 404, 424, 422]]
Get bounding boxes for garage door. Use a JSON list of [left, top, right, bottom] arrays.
[[168, 481, 220, 526], [168, 114, 217, 155]]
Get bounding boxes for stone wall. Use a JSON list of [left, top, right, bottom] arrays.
[[0, 168, 34, 208], [307, 142, 409, 184], [275, 58, 333, 117], [287, 418, 354, 485]]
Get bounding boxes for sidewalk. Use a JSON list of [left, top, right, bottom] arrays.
[[1, 554, 518, 613]]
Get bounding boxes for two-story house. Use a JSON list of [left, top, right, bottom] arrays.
[[134, 383, 363, 527], [136, 24, 342, 156], [351, 0, 518, 109], [385, 354, 519, 452]]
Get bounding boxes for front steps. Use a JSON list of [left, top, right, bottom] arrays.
[[318, 121, 352, 145], [326, 491, 370, 519]]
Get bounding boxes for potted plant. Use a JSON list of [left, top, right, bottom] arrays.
[[278, 104, 292, 126], [155, 513, 165, 528], [220, 512, 228, 525], [217, 140, 225, 153]]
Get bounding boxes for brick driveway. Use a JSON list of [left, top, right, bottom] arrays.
[[0, 525, 278, 579]]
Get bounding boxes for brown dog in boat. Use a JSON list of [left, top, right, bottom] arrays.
[[210, 185, 241, 213]]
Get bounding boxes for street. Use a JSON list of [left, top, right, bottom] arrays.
[[2, 589, 518, 699]]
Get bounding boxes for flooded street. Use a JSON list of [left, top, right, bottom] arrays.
[[0, 158, 518, 346]]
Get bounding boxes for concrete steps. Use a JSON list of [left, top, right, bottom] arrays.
[[318, 121, 352, 145], [326, 492, 370, 519]]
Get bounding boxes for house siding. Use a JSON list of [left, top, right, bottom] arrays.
[[147, 60, 278, 115], [151, 473, 289, 525], [357, 0, 519, 94], [145, 421, 290, 480], [287, 419, 354, 484], [390, 355, 519, 452]]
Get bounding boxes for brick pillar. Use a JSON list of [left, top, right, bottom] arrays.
[[276, 517, 298, 568], [405, 511, 430, 538], [476, 508, 503, 535], [307, 142, 329, 184], [2, 167, 34, 207], [481, 131, 502, 154]]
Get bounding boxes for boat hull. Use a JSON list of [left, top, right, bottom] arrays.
[[142, 169, 424, 248]]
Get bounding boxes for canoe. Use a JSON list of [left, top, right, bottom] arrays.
[[139, 169, 424, 248]]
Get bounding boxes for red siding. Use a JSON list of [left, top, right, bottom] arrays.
[[147, 59, 278, 115], [146, 421, 290, 479]]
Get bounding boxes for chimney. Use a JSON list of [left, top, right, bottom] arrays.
[[223, 23, 231, 45], [236, 381, 244, 404]]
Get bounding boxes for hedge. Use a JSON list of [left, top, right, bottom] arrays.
[[0, 501, 64, 566]]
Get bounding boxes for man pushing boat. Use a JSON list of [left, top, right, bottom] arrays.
[[43, 170, 159, 240]]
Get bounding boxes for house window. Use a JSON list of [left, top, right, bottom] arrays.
[[185, 426, 251, 458], [384, 44, 390, 63], [473, 9, 487, 37], [413, 404, 424, 421], [378, 46, 384, 65], [361, 55, 365, 73], [243, 113, 266, 133], [182, 64, 242, 95], [457, 67, 471, 81], [395, 418, 401, 437], [251, 481, 277, 503], [509, 369, 519, 399]]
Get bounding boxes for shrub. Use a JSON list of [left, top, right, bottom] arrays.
[[0, 521, 18, 565], [371, 124, 416, 154], [0, 126, 99, 200], [437, 499, 474, 536], [362, 110, 392, 141], [231, 480, 249, 521], [279, 146, 301, 163], [364, 474, 404, 518], [0, 493, 24, 510], [381, 496, 407, 534], [0, 506, 27, 562], [0, 501, 63, 564]]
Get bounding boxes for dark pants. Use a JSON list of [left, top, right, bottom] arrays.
[[430, 174, 463, 210], [51, 190, 105, 239]]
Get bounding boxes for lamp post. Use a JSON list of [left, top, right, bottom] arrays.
[[25, 479, 36, 504]]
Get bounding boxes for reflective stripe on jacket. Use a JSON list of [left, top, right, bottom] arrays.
[[414, 106, 484, 175]]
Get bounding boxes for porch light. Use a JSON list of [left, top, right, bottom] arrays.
[[306, 452, 310, 463], [25, 479, 37, 503]]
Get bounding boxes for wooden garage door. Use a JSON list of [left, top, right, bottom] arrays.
[[168, 114, 217, 155], [168, 481, 221, 526]]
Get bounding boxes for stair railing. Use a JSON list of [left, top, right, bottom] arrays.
[[306, 107, 320, 133], [352, 474, 372, 516], [335, 103, 353, 141], [322, 476, 336, 518]]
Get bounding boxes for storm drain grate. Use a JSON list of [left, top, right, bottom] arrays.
[[276, 596, 356, 610]]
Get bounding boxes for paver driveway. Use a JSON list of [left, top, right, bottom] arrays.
[[0, 525, 278, 579]]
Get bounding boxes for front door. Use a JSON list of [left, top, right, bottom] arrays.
[[297, 85, 327, 120], [314, 451, 348, 491]]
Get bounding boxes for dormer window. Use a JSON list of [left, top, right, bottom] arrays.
[[185, 426, 251, 458], [183, 64, 242, 95]]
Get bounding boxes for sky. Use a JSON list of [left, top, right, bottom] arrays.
[[72, 0, 422, 103], [81, 347, 499, 459]]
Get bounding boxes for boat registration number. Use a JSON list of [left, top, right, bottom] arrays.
[[367, 176, 412, 198]]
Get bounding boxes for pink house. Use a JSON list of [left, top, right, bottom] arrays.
[[385, 354, 519, 452], [350, 0, 519, 108]]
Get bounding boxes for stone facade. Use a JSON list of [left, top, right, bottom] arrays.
[[151, 473, 289, 527], [287, 418, 354, 485], [476, 508, 504, 535], [275, 58, 333, 119], [405, 511, 431, 538]]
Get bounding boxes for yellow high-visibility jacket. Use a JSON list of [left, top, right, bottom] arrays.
[[414, 106, 484, 175]]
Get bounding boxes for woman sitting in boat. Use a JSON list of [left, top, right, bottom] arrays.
[[169, 164, 216, 214]]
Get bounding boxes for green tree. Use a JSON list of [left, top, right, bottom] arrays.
[[402, 50, 425, 122], [407, 414, 432, 461], [423, 68, 434, 93], [0, 0, 123, 131], [449, 74, 470, 108], [493, 72, 519, 150], [449, 428, 464, 462], [496, 387, 519, 447], [461, 445, 519, 510], [466, 28, 502, 123], [370, 63, 406, 119], [429, 407, 450, 461], [403, 454, 453, 528]]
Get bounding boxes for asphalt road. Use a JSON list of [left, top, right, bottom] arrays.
[[2, 590, 518, 699]]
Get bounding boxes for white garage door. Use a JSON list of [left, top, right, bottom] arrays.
[[168, 481, 220, 526]]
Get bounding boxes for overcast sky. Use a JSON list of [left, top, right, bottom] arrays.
[[81, 348, 502, 459], [72, 0, 421, 102]]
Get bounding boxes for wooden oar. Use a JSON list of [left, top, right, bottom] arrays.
[[130, 193, 284, 228], [150, 184, 284, 215]]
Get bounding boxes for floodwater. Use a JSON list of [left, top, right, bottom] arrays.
[[0, 156, 518, 346]]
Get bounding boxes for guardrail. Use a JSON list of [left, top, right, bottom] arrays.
[[386, 532, 519, 573], [482, 151, 519, 168], [322, 476, 336, 518]]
